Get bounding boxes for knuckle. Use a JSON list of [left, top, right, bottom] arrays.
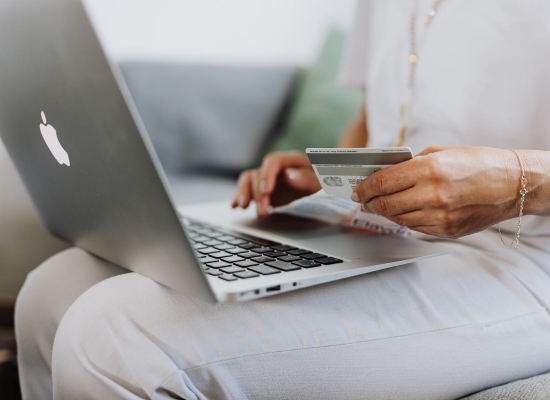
[[371, 173, 388, 194], [424, 155, 443, 180], [262, 153, 276, 165], [428, 187, 449, 208], [238, 170, 253, 184], [374, 197, 392, 215], [393, 215, 406, 226]]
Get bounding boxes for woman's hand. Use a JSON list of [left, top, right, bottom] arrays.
[[352, 146, 522, 238], [232, 151, 321, 217]]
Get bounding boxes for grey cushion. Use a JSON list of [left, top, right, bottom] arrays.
[[119, 62, 298, 174], [462, 372, 550, 399]]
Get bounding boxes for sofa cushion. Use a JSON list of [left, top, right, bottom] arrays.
[[267, 28, 363, 153], [462, 371, 550, 400], [119, 62, 298, 174]]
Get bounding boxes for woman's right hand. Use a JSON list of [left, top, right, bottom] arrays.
[[231, 150, 321, 217]]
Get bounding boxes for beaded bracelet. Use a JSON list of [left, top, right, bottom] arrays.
[[498, 149, 528, 249]]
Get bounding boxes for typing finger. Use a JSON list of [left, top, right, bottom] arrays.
[[258, 151, 312, 197], [231, 170, 254, 209]]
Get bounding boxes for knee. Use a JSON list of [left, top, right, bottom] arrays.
[[15, 247, 128, 369], [15, 248, 85, 361], [52, 274, 174, 398]]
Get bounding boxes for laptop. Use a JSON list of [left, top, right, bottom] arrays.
[[0, 0, 452, 303]]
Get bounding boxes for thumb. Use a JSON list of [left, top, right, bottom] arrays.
[[283, 168, 321, 193]]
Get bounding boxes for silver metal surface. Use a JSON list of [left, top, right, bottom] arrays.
[[0, 0, 215, 303]]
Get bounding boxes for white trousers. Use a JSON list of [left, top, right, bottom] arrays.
[[15, 229, 550, 400]]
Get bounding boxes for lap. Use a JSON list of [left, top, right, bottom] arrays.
[[51, 230, 550, 399]]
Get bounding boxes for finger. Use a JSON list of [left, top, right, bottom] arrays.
[[232, 171, 254, 209], [353, 161, 419, 204], [258, 151, 312, 196], [251, 170, 269, 218], [362, 188, 423, 217], [284, 168, 322, 193]]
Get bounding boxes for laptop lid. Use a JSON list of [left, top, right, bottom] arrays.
[[0, 0, 216, 302]]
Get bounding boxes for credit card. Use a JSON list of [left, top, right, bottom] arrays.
[[306, 147, 413, 196]]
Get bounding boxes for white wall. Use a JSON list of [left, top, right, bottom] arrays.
[[83, 0, 357, 66]]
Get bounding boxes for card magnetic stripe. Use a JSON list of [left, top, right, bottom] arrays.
[[307, 152, 411, 165]]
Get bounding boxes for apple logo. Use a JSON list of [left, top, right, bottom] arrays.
[[39, 111, 70, 166]]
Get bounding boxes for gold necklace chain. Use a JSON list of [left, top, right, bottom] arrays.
[[396, 0, 445, 146]]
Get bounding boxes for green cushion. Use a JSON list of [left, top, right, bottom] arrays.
[[268, 28, 364, 153]]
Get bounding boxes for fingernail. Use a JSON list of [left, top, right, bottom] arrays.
[[238, 194, 246, 208], [351, 192, 360, 202], [259, 180, 267, 194], [287, 169, 298, 180]]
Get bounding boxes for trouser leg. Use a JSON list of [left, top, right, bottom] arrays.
[[15, 248, 127, 400], [51, 232, 550, 399]]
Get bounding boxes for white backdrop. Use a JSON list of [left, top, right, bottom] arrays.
[[83, 0, 357, 66]]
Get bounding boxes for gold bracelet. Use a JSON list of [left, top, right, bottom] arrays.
[[498, 149, 528, 249]]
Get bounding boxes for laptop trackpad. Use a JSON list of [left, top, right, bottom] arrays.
[[229, 213, 433, 262]]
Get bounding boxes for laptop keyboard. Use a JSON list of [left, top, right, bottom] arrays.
[[184, 221, 343, 282]]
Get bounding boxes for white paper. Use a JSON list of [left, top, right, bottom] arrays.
[[271, 191, 411, 237]]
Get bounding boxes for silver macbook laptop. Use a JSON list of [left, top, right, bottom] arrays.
[[0, 0, 452, 303]]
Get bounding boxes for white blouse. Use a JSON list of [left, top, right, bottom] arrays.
[[339, 0, 550, 237]]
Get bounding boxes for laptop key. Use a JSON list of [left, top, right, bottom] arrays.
[[264, 251, 287, 258], [235, 260, 259, 268], [227, 238, 247, 246], [248, 265, 281, 275], [317, 257, 344, 265], [210, 251, 232, 259], [222, 256, 245, 263], [205, 231, 224, 238], [218, 235, 236, 242], [292, 260, 321, 268], [220, 266, 245, 274], [239, 252, 260, 259], [214, 244, 233, 250], [278, 255, 302, 262], [198, 256, 217, 264], [239, 243, 258, 250], [193, 236, 212, 243], [197, 248, 220, 255], [206, 261, 232, 269], [266, 261, 301, 272], [204, 239, 223, 247], [234, 271, 259, 279], [301, 253, 326, 260], [270, 244, 297, 252], [251, 256, 276, 263], [226, 247, 247, 255], [219, 274, 239, 282], [287, 249, 312, 256], [196, 228, 215, 235], [193, 243, 207, 250], [251, 247, 272, 254], [207, 270, 223, 276]]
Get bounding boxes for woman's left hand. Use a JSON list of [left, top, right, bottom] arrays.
[[352, 146, 521, 238]]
